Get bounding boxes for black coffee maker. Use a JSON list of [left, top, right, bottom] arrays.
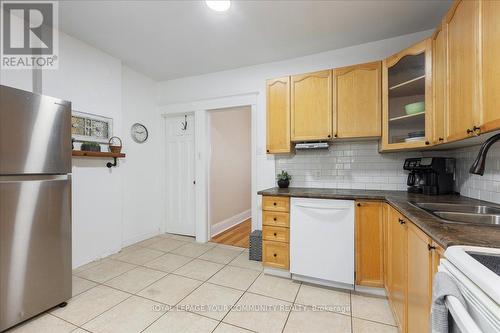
[[403, 157, 455, 195]]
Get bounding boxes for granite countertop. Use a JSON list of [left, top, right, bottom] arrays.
[[257, 187, 500, 249]]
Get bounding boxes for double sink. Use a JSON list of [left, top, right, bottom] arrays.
[[413, 202, 500, 226]]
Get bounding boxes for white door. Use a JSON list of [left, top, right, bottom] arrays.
[[165, 114, 196, 236]]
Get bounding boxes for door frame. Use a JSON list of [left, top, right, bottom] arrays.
[[163, 112, 196, 236], [160, 93, 258, 243]]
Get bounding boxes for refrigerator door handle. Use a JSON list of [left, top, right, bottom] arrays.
[[0, 174, 70, 182]]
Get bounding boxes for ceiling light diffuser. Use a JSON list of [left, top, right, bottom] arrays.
[[206, 0, 231, 12]]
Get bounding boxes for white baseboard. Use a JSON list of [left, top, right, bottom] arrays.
[[211, 209, 251, 237], [122, 229, 161, 248]]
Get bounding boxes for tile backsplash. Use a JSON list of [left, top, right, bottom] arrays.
[[275, 140, 500, 204]]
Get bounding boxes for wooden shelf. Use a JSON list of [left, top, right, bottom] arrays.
[[72, 150, 126, 158], [389, 75, 425, 98], [389, 112, 425, 122]]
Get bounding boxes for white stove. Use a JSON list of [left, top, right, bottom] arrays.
[[439, 246, 500, 332]]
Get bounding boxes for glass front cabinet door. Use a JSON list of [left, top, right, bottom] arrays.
[[381, 39, 433, 151]]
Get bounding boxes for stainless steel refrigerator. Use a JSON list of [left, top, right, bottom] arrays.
[[0, 85, 72, 331]]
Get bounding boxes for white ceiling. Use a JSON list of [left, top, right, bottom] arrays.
[[59, 0, 451, 81]]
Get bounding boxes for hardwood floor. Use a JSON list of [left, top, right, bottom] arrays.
[[211, 219, 251, 248]]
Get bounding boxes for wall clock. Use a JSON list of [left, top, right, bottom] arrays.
[[131, 123, 148, 143]]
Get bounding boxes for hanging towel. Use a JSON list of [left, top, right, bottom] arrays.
[[431, 271, 467, 333]]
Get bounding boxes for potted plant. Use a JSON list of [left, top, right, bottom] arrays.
[[276, 170, 292, 188], [80, 141, 101, 152]]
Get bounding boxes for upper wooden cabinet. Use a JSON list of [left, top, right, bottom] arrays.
[[432, 25, 447, 145], [480, 0, 500, 133], [266, 77, 291, 153], [291, 70, 333, 141], [445, 0, 480, 142], [355, 201, 384, 288], [335, 62, 382, 138], [381, 39, 433, 152]]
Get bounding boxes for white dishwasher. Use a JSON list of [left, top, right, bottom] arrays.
[[290, 197, 354, 289]]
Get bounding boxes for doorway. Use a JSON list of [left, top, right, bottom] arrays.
[[208, 106, 252, 247], [164, 114, 196, 236]]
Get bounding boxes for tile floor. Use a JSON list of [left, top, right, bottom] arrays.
[[7, 233, 398, 333]]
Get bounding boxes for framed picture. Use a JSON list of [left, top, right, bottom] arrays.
[[71, 111, 113, 143]]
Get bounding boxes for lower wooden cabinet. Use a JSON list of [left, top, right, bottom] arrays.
[[262, 240, 289, 270], [262, 196, 290, 270], [407, 222, 432, 333], [387, 207, 408, 333], [355, 201, 384, 287]]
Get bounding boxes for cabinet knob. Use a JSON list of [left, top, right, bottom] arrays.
[[273, 202, 277, 206], [334, 134, 338, 138], [266, 149, 270, 153], [425, 141, 430, 145], [438, 137, 444, 142], [273, 233, 277, 236], [428, 244, 436, 251], [273, 217, 277, 221], [327, 134, 331, 138], [473, 126, 481, 136], [467, 128, 474, 134], [273, 253, 277, 257], [357, 203, 361, 207], [398, 218, 406, 225]]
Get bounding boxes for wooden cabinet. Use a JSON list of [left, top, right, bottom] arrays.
[[335, 62, 382, 138], [291, 70, 333, 141], [383, 203, 390, 291], [355, 201, 384, 287], [382, 39, 433, 151], [407, 223, 432, 333], [445, 0, 481, 142], [262, 196, 290, 270], [266, 77, 291, 153], [431, 241, 445, 279], [387, 207, 408, 333], [432, 25, 447, 145], [480, 0, 500, 133]]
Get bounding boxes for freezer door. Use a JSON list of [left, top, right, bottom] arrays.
[[0, 175, 72, 331], [0, 85, 71, 175]]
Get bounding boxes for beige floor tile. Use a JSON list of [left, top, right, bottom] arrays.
[[146, 238, 187, 252], [173, 259, 224, 281], [283, 309, 351, 333], [108, 245, 141, 259], [70, 329, 89, 333], [7, 314, 76, 333], [104, 267, 167, 293], [143, 310, 218, 333], [178, 282, 243, 320], [351, 294, 396, 326], [143, 253, 193, 273], [248, 274, 300, 302], [295, 284, 351, 315], [215, 244, 246, 252], [213, 323, 254, 333], [228, 252, 263, 272], [82, 296, 163, 333], [112, 247, 164, 265], [74, 259, 136, 283], [167, 234, 196, 242], [208, 266, 260, 291], [171, 242, 215, 258], [72, 276, 98, 297], [72, 258, 110, 274], [135, 236, 164, 248], [223, 293, 291, 333], [352, 318, 398, 333], [137, 274, 202, 305], [198, 247, 243, 264], [51, 285, 129, 326]]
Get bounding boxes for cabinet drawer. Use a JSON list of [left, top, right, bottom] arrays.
[[263, 241, 289, 270], [262, 196, 289, 212], [263, 226, 289, 243], [262, 211, 289, 227]]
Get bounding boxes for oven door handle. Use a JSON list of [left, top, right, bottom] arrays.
[[445, 296, 482, 333]]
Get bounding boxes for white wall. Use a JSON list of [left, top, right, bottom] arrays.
[[209, 107, 251, 234], [157, 30, 434, 230], [121, 66, 162, 246], [1, 31, 162, 268]]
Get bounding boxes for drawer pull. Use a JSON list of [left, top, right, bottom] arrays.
[[273, 202, 277, 206], [273, 253, 277, 257], [273, 233, 277, 236], [273, 218, 277, 221]]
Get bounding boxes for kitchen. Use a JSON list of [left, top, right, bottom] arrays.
[[0, 1, 499, 333]]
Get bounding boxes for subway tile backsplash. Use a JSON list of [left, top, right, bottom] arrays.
[[275, 140, 500, 205]]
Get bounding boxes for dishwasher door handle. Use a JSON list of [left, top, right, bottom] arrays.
[[293, 204, 352, 210]]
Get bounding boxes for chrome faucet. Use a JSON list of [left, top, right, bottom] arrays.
[[469, 133, 500, 175]]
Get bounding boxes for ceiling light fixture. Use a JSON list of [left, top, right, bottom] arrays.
[[205, 0, 231, 12]]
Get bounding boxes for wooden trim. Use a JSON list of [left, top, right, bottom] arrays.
[[385, 39, 431, 68], [72, 150, 126, 158]]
